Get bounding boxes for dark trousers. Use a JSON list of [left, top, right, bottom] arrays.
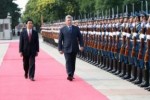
[[64, 52, 77, 77], [23, 55, 35, 78]]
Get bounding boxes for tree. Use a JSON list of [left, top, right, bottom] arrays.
[[22, 0, 150, 26], [0, 0, 21, 29]]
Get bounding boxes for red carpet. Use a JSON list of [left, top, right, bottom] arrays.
[[0, 42, 108, 100]]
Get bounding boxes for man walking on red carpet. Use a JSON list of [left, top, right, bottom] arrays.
[[19, 19, 39, 81], [58, 15, 84, 81]]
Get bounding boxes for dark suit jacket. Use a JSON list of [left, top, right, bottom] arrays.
[[58, 25, 84, 53], [19, 29, 39, 56]]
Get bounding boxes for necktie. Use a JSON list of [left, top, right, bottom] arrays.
[[28, 30, 32, 41], [69, 26, 72, 31]]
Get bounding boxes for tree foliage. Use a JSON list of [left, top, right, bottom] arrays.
[[22, 0, 150, 26], [0, 0, 21, 29]]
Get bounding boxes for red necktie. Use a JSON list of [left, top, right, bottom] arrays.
[[29, 30, 32, 41]]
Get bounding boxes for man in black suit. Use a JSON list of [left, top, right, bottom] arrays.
[[19, 19, 39, 81], [58, 15, 84, 81]]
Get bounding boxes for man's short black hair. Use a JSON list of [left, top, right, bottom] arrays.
[[26, 19, 33, 24]]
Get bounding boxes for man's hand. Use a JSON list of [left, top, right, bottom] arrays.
[[20, 53, 23, 57], [79, 47, 84, 52], [36, 52, 38, 56], [59, 51, 64, 54]]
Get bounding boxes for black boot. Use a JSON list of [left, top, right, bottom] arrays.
[[90, 53, 95, 64], [86, 52, 90, 62], [90, 54, 94, 64], [93, 55, 97, 65], [123, 64, 132, 79], [91, 54, 95, 64], [80, 51, 84, 59], [87, 52, 90, 61], [83, 52, 87, 60], [146, 86, 150, 91], [140, 62, 149, 87], [101, 57, 106, 69], [95, 55, 100, 66], [107, 59, 113, 71], [133, 67, 143, 84], [111, 59, 117, 73], [119, 62, 126, 77], [98, 56, 103, 67], [129, 65, 137, 82], [115, 61, 122, 75], [88, 52, 92, 63]]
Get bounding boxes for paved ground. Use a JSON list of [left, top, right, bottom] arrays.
[[0, 35, 150, 100]]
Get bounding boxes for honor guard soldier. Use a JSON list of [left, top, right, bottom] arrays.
[[87, 19, 93, 63], [131, 12, 142, 84], [105, 17, 113, 71], [115, 14, 123, 75], [92, 19, 98, 65], [78, 20, 85, 59], [95, 17, 102, 66], [133, 12, 147, 85], [82, 19, 88, 61], [101, 17, 109, 69], [123, 13, 134, 79], [145, 14, 150, 90], [119, 13, 128, 77], [97, 18, 104, 67], [130, 13, 141, 82], [99, 17, 106, 68], [111, 16, 119, 73], [138, 12, 149, 87]]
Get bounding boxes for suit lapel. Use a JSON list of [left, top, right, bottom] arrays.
[[71, 25, 74, 34], [25, 29, 29, 42], [31, 30, 34, 41]]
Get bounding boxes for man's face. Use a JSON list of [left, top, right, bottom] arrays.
[[130, 17, 133, 23], [142, 16, 146, 21], [65, 18, 72, 26], [26, 21, 33, 29]]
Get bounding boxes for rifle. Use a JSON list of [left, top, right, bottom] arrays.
[[111, 23, 117, 52], [138, 38, 144, 59], [131, 26, 137, 57], [114, 34, 119, 53], [138, 25, 145, 59], [108, 25, 112, 51], [97, 23, 101, 50], [101, 23, 105, 50], [125, 23, 131, 56], [93, 23, 97, 48], [120, 25, 126, 55], [144, 40, 150, 62], [144, 26, 150, 62]]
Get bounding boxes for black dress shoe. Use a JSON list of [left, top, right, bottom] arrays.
[[67, 76, 73, 81], [30, 77, 35, 81], [24, 73, 28, 79]]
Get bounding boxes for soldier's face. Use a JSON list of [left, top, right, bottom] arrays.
[[142, 16, 147, 21], [135, 17, 139, 22], [120, 18, 123, 23], [129, 18, 133, 23], [26, 21, 33, 29], [65, 18, 72, 26], [148, 16, 150, 22]]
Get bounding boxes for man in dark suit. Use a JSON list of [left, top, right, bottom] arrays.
[[19, 19, 39, 81], [58, 15, 84, 81]]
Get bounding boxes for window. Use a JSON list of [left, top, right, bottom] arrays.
[[5, 24, 9, 30], [0, 24, 3, 32]]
